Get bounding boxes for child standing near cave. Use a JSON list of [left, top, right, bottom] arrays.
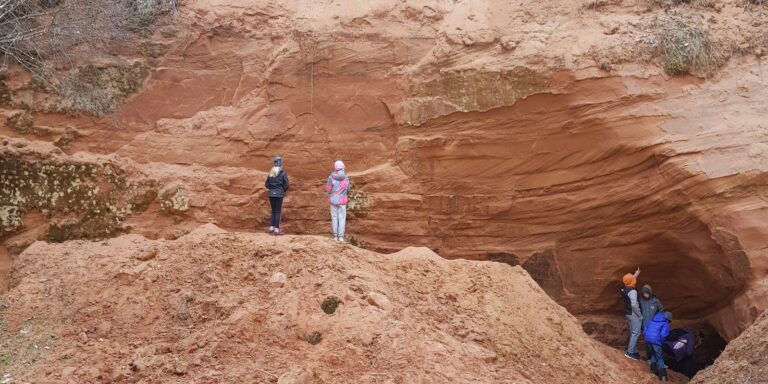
[[324, 160, 350, 242], [621, 267, 642, 360], [644, 311, 673, 382], [265, 156, 289, 235], [640, 285, 665, 361]]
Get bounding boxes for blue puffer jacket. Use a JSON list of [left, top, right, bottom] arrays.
[[643, 312, 670, 346]]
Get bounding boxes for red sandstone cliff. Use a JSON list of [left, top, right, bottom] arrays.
[[1, 0, 768, 372]]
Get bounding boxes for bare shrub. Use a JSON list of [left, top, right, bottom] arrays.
[[656, 19, 723, 77], [123, 0, 178, 30], [652, 0, 718, 9], [1, 0, 177, 114], [0, 1, 176, 76], [743, 0, 765, 9], [581, 0, 613, 10]]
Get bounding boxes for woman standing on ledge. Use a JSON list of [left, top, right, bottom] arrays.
[[265, 156, 289, 235], [325, 160, 350, 242]]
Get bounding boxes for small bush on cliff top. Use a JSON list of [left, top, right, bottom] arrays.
[[657, 19, 723, 77]]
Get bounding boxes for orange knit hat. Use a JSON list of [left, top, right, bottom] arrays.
[[622, 273, 636, 287]]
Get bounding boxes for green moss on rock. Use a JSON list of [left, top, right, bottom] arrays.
[[401, 67, 548, 125], [0, 205, 22, 235], [0, 153, 156, 241], [160, 183, 189, 214], [5, 110, 33, 133], [57, 63, 150, 116]]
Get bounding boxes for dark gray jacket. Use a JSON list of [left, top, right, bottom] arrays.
[[265, 170, 289, 198], [640, 285, 664, 329]]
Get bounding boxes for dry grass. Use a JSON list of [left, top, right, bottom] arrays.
[[651, 0, 719, 9], [581, 0, 620, 10], [656, 18, 724, 77]]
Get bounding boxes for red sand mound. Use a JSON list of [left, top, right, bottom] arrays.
[[0, 224, 674, 383], [691, 310, 768, 384]]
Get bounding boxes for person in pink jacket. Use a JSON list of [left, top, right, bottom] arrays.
[[324, 160, 350, 242]]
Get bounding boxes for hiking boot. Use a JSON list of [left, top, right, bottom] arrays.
[[650, 362, 658, 374], [624, 352, 641, 361], [658, 368, 668, 381]]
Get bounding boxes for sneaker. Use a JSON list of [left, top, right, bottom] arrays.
[[624, 352, 641, 361], [268, 226, 275, 234], [334, 237, 341, 242], [273, 228, 283, 236]]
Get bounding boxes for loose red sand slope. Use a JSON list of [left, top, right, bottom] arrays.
[[0, 224, 674, 383], [691, 310, 768, 384]]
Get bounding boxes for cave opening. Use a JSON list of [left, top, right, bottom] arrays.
[[486, 227, 741, 379], [580, 321, 728, 378], [689, 324, 727, 377]]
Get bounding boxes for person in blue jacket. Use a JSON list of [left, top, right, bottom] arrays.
[[644, 311, 673, 381]]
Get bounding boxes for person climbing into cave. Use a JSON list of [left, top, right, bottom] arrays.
[[324, 160, 350, 242], [644, 311, 673, 381], [621, 267, 642, 360], [265, 156, 289, 235], [662, 327, 697, 378], [640, 285, 665, 361]]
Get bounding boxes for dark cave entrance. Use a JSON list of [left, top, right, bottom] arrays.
[[686, 324, 727, 378], [487, 249, 733, 379], [573, 302, 728, 378]]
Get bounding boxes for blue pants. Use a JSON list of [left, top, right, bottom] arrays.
[[626, 314, 642, 354], [648, 343, 666, 370], [269, 196, 283, 228]]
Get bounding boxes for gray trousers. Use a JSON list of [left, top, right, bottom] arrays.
[[330, 204, 347, 238], [626, 314, 642, 354]]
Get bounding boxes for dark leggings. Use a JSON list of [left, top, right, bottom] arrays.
[[269, 196, 283, 228]]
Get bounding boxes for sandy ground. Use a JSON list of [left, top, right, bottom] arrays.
[[691, 310, 768, 384], [0, 224, 680, 384]]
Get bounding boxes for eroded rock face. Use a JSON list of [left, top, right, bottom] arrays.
[[1, 0, 767, 342]]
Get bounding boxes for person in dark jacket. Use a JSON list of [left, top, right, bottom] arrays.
[[662, 328, 696, 378], [640, 285, 664, 362], [640, 285, 664, 329], [264, 156, 289, 235], [644, 311, 672, 382]]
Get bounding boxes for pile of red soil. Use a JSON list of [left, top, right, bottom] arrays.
[[691, 310, 768, 384], [1, 224, 676, 383]]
